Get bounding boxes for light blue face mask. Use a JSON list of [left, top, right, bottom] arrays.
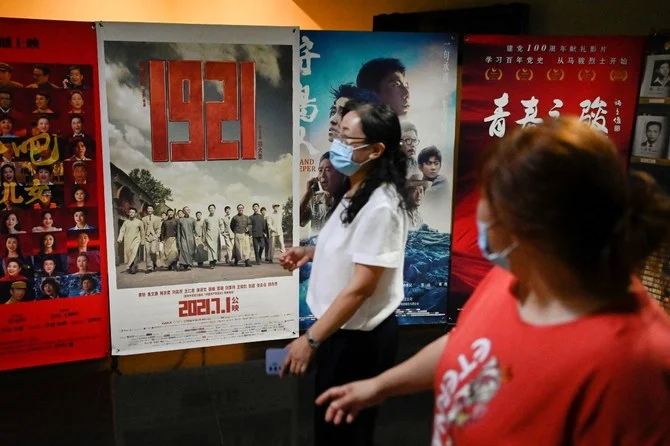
[[476, 220, 518, 270], [329, 139, 371, 177]]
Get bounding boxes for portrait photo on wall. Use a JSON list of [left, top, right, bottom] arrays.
[[632, 115, 669, 159], [640, 55, 670, 99], [103, 40, 295, 289], [0, 61, 102, 304]]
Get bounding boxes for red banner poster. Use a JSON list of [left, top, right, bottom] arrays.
[[0, 18, 109, 370], [449, 35, 645, 322]]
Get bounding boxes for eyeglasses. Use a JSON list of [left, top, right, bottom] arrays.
[[334, 135, 368, 146], [400, 138, 420, 146]]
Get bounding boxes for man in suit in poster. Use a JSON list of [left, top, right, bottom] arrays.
[[651, 61, 670, 87], [142, 205, 162, 273], [639, 121, 663, 157]]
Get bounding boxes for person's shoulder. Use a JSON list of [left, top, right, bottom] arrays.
[[432, 174, 448, 185], [369, 183, 403, 208], [468, 267, 514, 305], [589, 295, 670, 379]]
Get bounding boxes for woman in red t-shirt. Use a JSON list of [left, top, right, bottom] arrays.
[[317, 118, 670, 445]]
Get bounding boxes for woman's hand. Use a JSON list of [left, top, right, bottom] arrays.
[[278, 247, 312, 271], [315, 379, 384, 425], [279, 335, 314, 377]]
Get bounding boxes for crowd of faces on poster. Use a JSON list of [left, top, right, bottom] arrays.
[[0, 62, 102, 305], [629, 33, 670, 311]]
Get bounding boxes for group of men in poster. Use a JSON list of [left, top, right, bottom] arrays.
[[118, 203, 286, 274], [300, 57, 449, 235]]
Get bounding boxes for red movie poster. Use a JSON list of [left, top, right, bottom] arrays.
[[449, 35, 645, 322], [0, 18, 109, 370]]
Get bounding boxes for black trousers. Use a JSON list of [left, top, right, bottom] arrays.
[[314, 315, 398, 446], [252, 236, 264, 263]]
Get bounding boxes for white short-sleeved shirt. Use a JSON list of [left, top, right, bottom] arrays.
[[307, 183, 409, 331]]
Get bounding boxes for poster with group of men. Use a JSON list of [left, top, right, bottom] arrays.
[[98, 22, 300, 355]]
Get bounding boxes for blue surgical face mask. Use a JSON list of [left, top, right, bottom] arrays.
[[329, 139, 371, 177], [477, 220, 518, 270]]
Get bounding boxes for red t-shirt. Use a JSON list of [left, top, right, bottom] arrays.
[[433, 267, 670, 446]]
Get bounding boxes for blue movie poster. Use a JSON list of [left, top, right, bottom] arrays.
[[298, 31, 458, 328]]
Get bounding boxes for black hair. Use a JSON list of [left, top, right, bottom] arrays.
[[70, 114, 84, 124], [72, 186, 89, 203], [260, 207, 266, 212], [37, 164, 52, 174], [418, 146, 442, 165], [35, 92, 51, 102], [1, 212, 22, 234], [224, 206, 231, 211], [330, 83, 379, 104], [646, 121, 662, 131], [40, 233, 57, 253], [41, 277, 60, 296], [40, 209, 55, 221], [35, 114, 50, 124], [0, 113, 14, 124], [329, 101, 408, 224], [128, 207, 136, 213], [3, 235, 23, 258], [5, 258, 23, 273], [252, 203, 259, 208], [70, 138, 88, 151], [208, 204, 216, 209], [81, 274, 97, 287], [356, 58, 406, 93], [34, 64, 50, 76], [69, 65, 82, 74], [237, 204, 244, 209]]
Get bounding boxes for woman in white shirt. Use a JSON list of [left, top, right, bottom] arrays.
[[279, 102, 409, 445]]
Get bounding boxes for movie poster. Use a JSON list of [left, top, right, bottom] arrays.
[[0, 18, 109, 371], [630, 34, 670, 313], [98, 23, 300, 355], [450, 35, 644, 322], [297, 31, 458, 329]]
